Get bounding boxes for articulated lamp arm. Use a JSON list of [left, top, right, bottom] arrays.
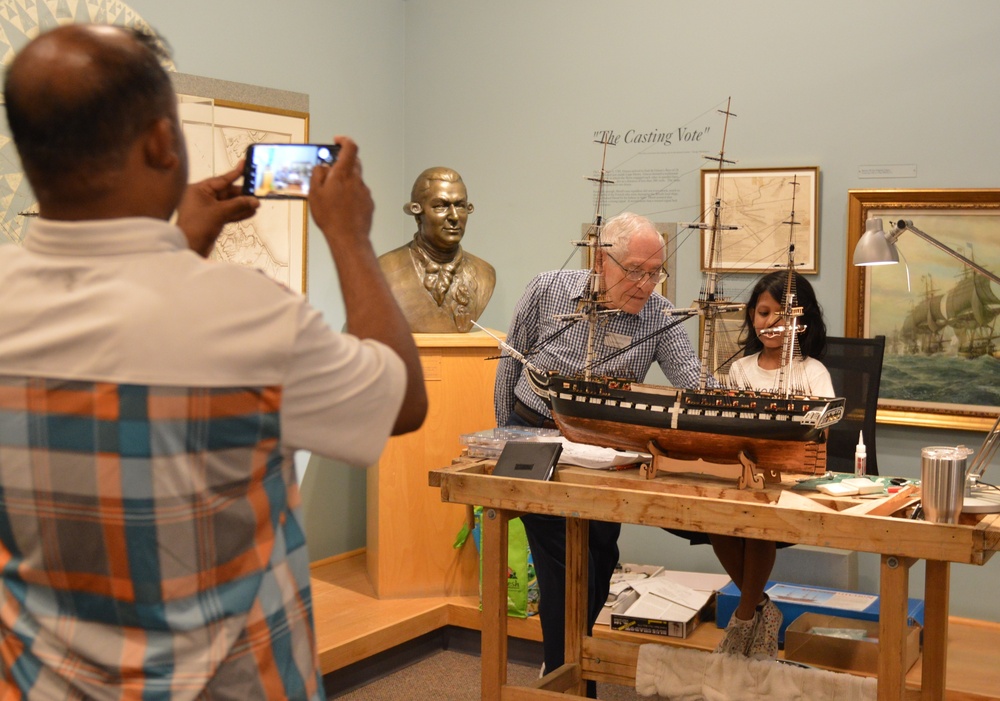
[[889, 220, 1000, 286]]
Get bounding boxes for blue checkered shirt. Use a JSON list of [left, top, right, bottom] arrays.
[[495, 269, 705, 425]]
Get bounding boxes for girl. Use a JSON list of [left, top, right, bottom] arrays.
[[714, 270, 834, 660]]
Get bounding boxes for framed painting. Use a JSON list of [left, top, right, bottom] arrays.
[[173, 73, 310, 294], [700, 166, 819, 274], [846, 189, 1000, 431], [579, 221, 677, 303]]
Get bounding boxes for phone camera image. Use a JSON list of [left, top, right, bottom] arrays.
[[241, 143, 340, 199]]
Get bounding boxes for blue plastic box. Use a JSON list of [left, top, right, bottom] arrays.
[[716, 580, 925, 646]]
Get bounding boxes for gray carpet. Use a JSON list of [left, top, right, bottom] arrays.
[[330, 648, 648, 700]]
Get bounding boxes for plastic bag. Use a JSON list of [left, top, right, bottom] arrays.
[[454, 506, 538, 617]]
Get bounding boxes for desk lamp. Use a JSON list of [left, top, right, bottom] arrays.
[[853, 218, 1000, 514]]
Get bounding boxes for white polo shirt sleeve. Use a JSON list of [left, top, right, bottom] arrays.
[[280, 303, 407, 467]]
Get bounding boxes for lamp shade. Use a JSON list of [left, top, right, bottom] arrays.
[[853, 218, 899, 266]]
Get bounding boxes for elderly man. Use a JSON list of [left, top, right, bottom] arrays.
[[378, 167, 496, 332], [0, 23, 426, 700], [495, 211, 703, 698]]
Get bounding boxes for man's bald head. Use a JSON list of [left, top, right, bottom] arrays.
[[4, 24, 176, 201]]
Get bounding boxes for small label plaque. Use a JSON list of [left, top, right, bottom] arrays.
[[857, 164, 917, 179]]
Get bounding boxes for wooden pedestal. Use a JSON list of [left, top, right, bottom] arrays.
[[366, 330, 502, 598]]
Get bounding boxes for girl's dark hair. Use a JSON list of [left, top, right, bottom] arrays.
[[740, 270, 827, 359]]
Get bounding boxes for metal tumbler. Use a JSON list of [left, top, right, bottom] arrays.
[[920, 446, 971, 524]]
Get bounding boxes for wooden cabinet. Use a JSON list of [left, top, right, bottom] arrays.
[[366, 331, 502, 598]]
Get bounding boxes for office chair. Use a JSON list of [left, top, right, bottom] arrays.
[[822, 335, 886, 475]]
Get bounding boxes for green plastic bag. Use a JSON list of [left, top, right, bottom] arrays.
[[454, 506, 538, 618]]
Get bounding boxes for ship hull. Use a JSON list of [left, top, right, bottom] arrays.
[[533, 370, 844, 475]]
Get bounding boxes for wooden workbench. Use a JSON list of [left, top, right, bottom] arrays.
[[429, 458, 1000, 701]]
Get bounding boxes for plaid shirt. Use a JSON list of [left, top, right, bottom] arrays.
[[0, 217, 406, 700], [0, 378, 319, 700], [495, 269, 704, 425]]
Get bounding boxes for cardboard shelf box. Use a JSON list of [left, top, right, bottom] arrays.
[[784, 612, 922, 674], [602, 567, 731, 639]]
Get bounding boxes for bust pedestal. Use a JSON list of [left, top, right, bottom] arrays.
[[366, 330, 502, 598]]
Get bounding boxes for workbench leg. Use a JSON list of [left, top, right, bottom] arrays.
[[481, 508, 509, 701], [921, 560, 950, 700], [565, 517, 589, 697], [878, 555, 912, 701]]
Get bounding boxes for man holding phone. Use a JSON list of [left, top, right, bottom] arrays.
[[0, 23, 426, 700]]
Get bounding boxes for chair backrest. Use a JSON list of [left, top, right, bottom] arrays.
[[822, 335, 886, 475]]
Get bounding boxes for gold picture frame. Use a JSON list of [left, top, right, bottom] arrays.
[[700, 166, 819, 273], [846, 189, 1000, 431]]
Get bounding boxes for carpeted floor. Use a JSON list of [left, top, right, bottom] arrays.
[[329, 648, 648, 701]]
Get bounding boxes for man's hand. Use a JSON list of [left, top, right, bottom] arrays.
[[307, 137, 374, 250], [176, 161, 260, 256], [307, 136, 427, 435]]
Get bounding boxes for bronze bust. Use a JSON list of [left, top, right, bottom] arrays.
[[378, 167, 495, 333]]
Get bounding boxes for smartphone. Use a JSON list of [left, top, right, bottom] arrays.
[[241, 143, 340, 199]]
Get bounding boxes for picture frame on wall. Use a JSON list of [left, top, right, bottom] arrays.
[[172, 73, 310, 294], [700, 166, 819, 274], [846, 188, 1000, 431]]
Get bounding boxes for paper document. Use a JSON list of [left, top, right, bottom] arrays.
[[630, 577, 712, 611], [623, 592, 698, 621], [534, 437, 650, 469]]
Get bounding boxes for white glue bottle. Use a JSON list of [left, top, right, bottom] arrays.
[[854, 431, 867, 476]]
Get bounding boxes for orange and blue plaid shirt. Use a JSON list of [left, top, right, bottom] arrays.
[[0, 378, 321, 700], [0, 217, 406, 700]]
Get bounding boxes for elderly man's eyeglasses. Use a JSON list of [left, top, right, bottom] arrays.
[[607, 253, 668, 285]]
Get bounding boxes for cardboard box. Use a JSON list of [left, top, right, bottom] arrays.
[[610, 593, 712, 638], [596, 564, 660, 627], [608, 569, 729, 638], [784, 612, 921, 674], [716, 580, 925, 646]]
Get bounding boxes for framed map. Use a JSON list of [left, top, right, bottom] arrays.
[[178, 94, 309, 294], [700, 166, 819, 274]]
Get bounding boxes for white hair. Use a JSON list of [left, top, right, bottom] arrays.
[[601, 212, 664, 262]]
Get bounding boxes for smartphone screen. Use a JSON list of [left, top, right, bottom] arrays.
[[241, 143, 340, 199]]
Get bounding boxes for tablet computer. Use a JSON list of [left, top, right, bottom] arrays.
[[491, 440, 562, 481]]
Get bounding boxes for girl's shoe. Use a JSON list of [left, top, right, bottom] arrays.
[[714, 611, 757, 656], [747, 595, 782, 660]]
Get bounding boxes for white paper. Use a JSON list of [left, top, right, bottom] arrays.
[[534, 437, 651, 469], [653, 569, 732, 593], [629, 577, 713, 611], [622, 591, 699, 621]]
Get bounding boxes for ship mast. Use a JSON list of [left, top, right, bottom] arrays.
[[774, 174, 805, 395], [563, 136, 619, 381], [686, 98, 743, 389]]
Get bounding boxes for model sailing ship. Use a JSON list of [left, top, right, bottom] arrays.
[[507, 99, 846, 481]]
